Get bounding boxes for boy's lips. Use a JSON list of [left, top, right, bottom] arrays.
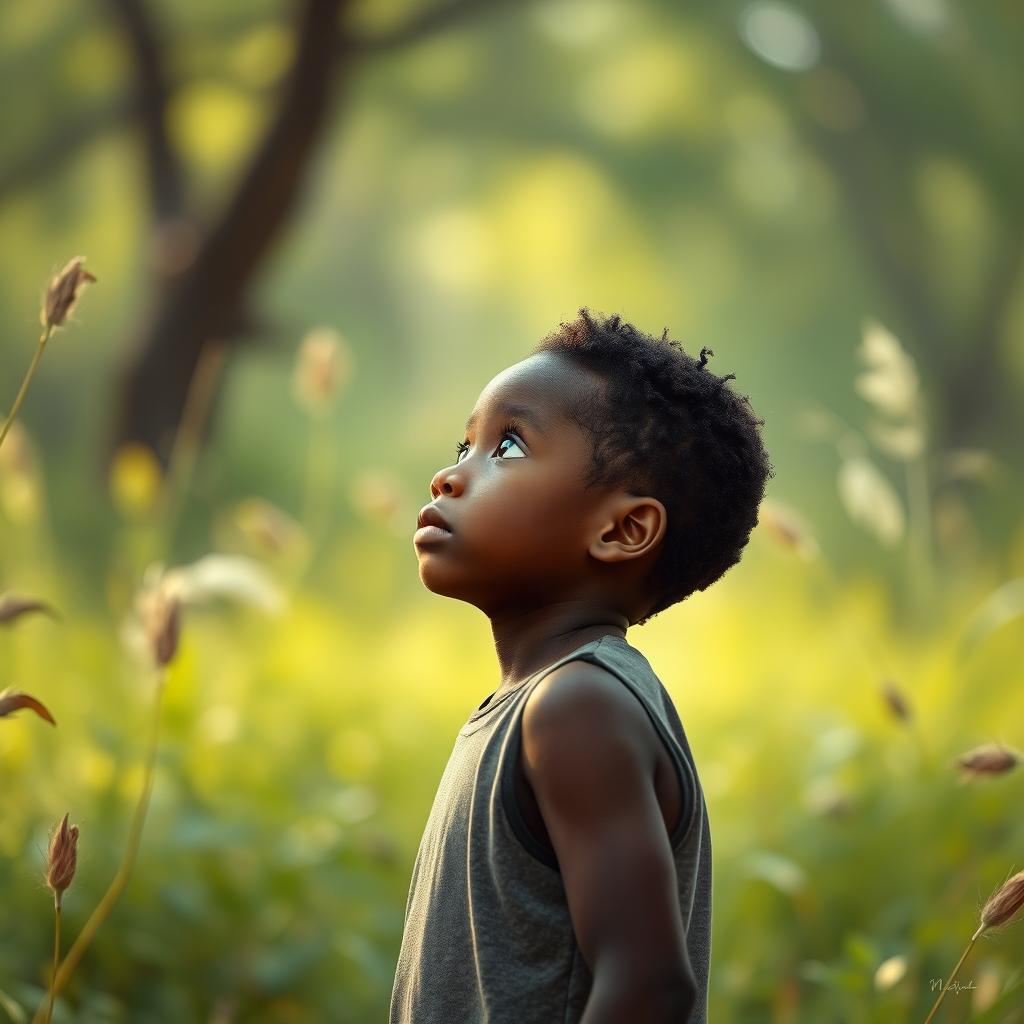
[[416, 504, 453, 533]]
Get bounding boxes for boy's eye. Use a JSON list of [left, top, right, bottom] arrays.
[[454, 428, 527, 463], [494, 436, 526, 459]]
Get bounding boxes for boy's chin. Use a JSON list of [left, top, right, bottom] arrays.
[[416, 561, 490, 609], [416, 559, 463, 598]]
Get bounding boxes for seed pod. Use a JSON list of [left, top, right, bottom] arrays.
[[292, 327, 351, 415], [46, 812, 79, 898], [41, 257, 97, 329], [880, 679, 912, 723], [977, 870, 1024, 937], [756, 499, 819, 559], [145, 586, 182, 668], [0, 591, 61, 625], [955, 743, 1020, 778], [0, 688, 55, 725]]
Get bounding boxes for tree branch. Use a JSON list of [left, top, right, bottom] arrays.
[[0, 0, 513, 208], [0, 98, 132, 200], [107, 0, 351, 465], [103, 0, 185, 221], [344, 0, 516, 54]]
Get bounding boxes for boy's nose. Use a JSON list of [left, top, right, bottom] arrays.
[[430, 466, 460, 499]]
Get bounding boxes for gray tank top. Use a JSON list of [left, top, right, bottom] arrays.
[[389, 633, 712, 1023]]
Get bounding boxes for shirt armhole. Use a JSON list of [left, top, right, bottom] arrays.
[[499, 651, 698, 868], [500, 700, 562, 872]]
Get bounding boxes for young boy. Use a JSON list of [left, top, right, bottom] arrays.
[[390, 309, 773, 1023]]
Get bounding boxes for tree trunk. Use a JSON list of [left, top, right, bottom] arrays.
[[104, 0, 349, 473]]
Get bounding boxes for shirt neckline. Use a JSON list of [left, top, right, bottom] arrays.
[[466, 633, 627, 723]]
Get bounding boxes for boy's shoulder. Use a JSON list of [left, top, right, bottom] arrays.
[[521, 655, 661, 769]]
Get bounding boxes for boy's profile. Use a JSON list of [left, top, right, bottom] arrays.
[[390, 309, 773, 1023]]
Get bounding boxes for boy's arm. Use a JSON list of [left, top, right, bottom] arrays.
[[521, 663, 698, 1023]]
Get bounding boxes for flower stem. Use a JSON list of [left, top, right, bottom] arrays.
[[923, 932, 980, 1024], [905, 444, 934, 625], [301, 412, 333, 572], [0, 325, 53, 452], [43, 894, 61, 1024], [30, 669, 166, 1024], [157, 339, 227, 562]]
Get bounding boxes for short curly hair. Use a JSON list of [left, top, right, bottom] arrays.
[[531, 308, 775, 624]]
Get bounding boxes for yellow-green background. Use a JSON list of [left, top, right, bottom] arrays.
[[1, 1, 1023, 1021]]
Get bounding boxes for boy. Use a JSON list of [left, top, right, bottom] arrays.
[[390, 309, 773, 1023]]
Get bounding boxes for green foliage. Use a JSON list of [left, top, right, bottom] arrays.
[[1, 0, 1022, 1019]]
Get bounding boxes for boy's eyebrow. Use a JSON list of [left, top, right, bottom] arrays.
[[464, 403, 549, 435]]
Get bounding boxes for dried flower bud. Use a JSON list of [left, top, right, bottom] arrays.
[[46, 812, 79, 899], [756, 499, 819, 559], [41, 257, 97, 329], [147, 587, 182, 668], [0, 687, 56, 725], [233, 497, 306, 557], [135, 566, 185, 668], [880, 679, 912, 723], [292, 327, 351, 415], [956, 743, 1020, 779], [0, 591, 61, 625], [975, 870, 1024, 938]]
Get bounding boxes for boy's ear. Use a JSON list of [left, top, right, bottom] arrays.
[[589, 495, 667, 564]]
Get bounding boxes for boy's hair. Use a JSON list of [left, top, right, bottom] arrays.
[[531, 308, 775, 624]]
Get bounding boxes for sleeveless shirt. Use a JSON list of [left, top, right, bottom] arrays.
[[388, 633, 712, 1023]]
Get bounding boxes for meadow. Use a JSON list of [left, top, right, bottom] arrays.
[[2, 2, 1022, 1020], [1, 266, 1022, 1022]]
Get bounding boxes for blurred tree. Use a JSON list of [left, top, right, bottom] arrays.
[[0, 0, 1019, 480], [709, 0, 1023, 453], [0, 0, 514, 473]]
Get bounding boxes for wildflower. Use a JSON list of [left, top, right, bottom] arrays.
[[139, 578, 183, 668], [855, 319, 921, 420], [0, 688, 55, 725], [132, 565, 187, 668], [955, 743, 1020, 779], [880, 679, 912, 724], [976, 870, 1024, 938], [0, 591, 60, 625], [873, 954, 907, 991], [164, 554, 285, 613], [348, 467, 406, 532], [756, 498, 819, 559], [41, 257, 96, 329], [292, 327, 352, 415], [837, 454, 905, 547], [1, 257, 96, 454], [233, 497, 306, 557], [46, 813, 79, 899], [42, 814, 78, 1024], [108, 442, 164, 518], [925, 868, 1024, 1024]]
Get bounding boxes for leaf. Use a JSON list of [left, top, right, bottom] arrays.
[[837, 455, 905, 546], [0, 989, 25, 1024], [0, 688, 56, 725], [0, 592, 61, 625], [744, 849, 807, 895]]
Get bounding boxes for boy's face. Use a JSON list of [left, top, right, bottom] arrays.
[[415, 351, 620, 617]]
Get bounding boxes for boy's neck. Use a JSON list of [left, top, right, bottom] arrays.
[[490, 601, 630, 694]]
